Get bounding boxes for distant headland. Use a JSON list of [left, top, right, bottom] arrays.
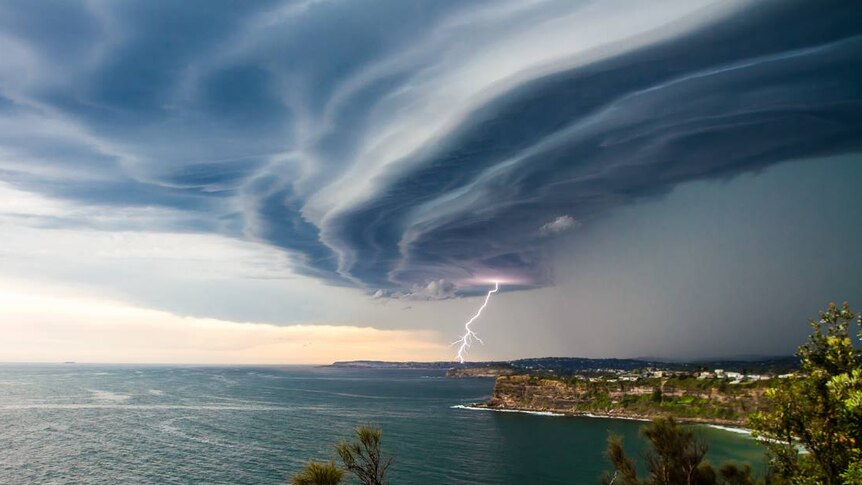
[[329, 356, 798, 374], [330, 356, 799, 425]]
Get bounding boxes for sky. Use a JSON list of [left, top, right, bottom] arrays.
[[0, 0, 860, 364]]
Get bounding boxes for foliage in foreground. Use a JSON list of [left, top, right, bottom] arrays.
[[291, 461, 344, 485], [601, 417, 784, 485], [289, 425, 392, 485], [748, 302, 861, 484], [335, 426, 392, 485]]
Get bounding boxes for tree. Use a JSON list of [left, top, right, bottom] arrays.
[[644, 418, 711, 485], [749, 302, 862, 484], [718, 464, 757, 485], [604, 434, 641, 485], [602, 417, 743, 485], [335, 426, 392, 485], [652, 388, 663, 404], [291, 461, 344, 485]]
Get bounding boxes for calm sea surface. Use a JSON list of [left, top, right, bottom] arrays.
[[0, 364, 766, 484]]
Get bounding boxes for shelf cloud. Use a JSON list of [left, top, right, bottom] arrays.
[[0, 0, 859, 297]]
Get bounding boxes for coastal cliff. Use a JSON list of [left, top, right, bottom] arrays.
[[481, 375, 772, 425]]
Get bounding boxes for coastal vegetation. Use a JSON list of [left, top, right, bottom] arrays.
[[602, 417, 783, 485], [748, 301, 862, 484], [290, 426, 391, 485], [604, 301, 861, 484], [292, 462, 344, 485], [335, 426, 392, 485]]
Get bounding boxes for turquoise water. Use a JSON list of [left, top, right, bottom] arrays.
[[0, 364, 765, 484]]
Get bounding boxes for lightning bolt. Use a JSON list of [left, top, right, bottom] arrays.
[[452, 281, 499, 363]]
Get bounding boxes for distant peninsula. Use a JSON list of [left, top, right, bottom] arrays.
[[331, 356, 799, 425], [329, 356, 797, 374]]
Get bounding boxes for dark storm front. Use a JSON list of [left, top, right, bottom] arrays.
[[0, 365, 763, 484]]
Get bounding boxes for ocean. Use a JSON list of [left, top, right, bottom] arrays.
[[0, 364, 766, 484]]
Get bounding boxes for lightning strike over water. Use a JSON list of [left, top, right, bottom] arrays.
[[452, 281, 499, 363]]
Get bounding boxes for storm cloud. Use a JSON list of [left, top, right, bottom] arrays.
[[0, 0, 860, 296]]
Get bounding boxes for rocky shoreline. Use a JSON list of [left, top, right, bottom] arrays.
[[462, 401, 748, 427]]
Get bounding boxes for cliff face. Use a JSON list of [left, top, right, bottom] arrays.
[[485, 375, 770, 425], [488, 375, 584, 409]]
